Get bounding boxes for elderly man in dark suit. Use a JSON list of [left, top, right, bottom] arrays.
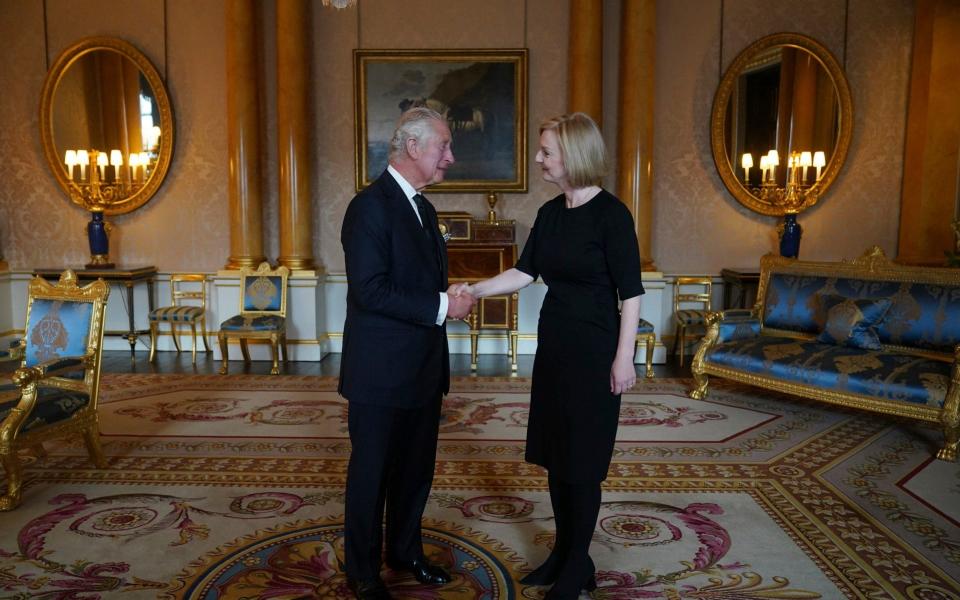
[[339, 107, 475, 600]]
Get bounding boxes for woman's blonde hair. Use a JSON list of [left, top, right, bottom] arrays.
[[539, 112, 608, 188]]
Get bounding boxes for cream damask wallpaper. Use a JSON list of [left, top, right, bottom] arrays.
[[0, 0, 913, 276]]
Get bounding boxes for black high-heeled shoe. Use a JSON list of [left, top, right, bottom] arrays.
[[543, 558, 596, 599], [519, 553, 563, 585]]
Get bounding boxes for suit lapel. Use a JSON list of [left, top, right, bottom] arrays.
[[378, 171, 444, 286]]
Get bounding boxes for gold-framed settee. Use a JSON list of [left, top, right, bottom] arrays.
[[690, 247, 960, 461]]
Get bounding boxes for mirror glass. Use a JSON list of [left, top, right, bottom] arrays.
[[40, 37, 173, 215], [711, 33, 852, 216]]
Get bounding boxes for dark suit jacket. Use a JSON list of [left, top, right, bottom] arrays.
[[339, 170, 450, 408]]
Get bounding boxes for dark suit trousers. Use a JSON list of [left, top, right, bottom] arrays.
[[343, 396, 442, 580]]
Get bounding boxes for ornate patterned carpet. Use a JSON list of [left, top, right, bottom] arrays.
[[0, 374, 958, 599]]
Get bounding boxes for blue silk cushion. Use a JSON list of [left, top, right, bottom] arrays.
[[718, 318, 761, 343], [0, 385, 90, 431], [816, 295, 891, 351], [637, 318, 654, 334], [220, 314, 285, 332], [24, 299, 93, 367], [705, 336, 950, 407], [149, 306, 204, 322]]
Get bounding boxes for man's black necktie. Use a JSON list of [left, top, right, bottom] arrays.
[[414, 193, 442, 273], [413, 194, 431, 233]]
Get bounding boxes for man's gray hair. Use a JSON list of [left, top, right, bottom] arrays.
[[389, 106, 445, 160]]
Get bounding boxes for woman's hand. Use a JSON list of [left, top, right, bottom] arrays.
[[610, 354, 636, 395], [447, 283, 472, 297]]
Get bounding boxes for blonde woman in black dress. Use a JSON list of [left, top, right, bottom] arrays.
[[453, 112, 644, 599]]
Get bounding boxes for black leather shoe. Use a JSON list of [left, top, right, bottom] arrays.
[[387, 557, 452, 585], [347, 577, 393, 600]]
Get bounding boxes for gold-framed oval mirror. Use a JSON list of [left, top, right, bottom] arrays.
[[40, 37, 174, 216], [710, 33, 852, 216]]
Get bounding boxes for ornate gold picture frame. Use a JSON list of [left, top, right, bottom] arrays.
[[354, 48, 528, 193]]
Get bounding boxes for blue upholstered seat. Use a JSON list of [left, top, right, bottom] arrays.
[[149, 305, 204, 322], [0, 386, 90, 433], [637, 318, 654, 334], [220, 314, 286, 331], [706, 335, 950, 407]]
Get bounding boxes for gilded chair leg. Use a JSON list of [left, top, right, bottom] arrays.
[[171, 323, 182, 353], [240, 339, 251, 363], [190, 323, 198, 365], [510, 331, 519, 372], [270, 337, 280, 375], [937, 414, 959, 462], [82, 425, 108, 469], [0, 453, 24, 511], [201, 318, 212, 352], [218, 332, 229, 375], [645, 335, 655, 379], [690, 367, 709, 400], [149, 322, 159, 362]]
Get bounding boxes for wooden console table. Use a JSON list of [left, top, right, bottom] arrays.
[[33, 265, 157, 358], [439, 212, 519, 371], [720, 268, 760, 309]]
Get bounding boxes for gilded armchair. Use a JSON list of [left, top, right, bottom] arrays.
[[218, 262, 290, 375], [0, 270, 110, 510]]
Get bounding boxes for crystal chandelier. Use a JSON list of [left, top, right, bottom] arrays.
[[321, 0, 355, 8]]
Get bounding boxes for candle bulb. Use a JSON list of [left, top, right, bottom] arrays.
[[76, 150, 89, 181], [128, 153, 140, 182], [64, 150, 77, 181], [110, 149, 123, 182], [800, 151, 812, 183], [139, 152, 149, 181], [96, 152, 108, 180], [766, 150, 779, 183], [741, 153, 753, 184], [813, 151, 826, 181], [759, 155, 769, 182]]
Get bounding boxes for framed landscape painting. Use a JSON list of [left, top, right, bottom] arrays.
[[354, 48, 528, 193]]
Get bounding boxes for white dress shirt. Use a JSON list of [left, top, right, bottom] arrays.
[[387, 165, 448, 326]]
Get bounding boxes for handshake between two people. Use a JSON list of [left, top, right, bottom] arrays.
[[446, 283, 477, 320]]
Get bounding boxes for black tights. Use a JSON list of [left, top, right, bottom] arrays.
[[542, 473, 602, 594]]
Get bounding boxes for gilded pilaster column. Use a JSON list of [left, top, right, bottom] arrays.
[[568, 0, 603, 123], [277, 0, 315, 271], [898, 0, 960, 265], [224, 0, 266, 269], [616, 0, 656, 270]]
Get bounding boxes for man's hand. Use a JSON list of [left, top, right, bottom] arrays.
[[447, 291, 476, 319]]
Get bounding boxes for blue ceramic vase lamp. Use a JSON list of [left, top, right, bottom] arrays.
[[779, 212, 802, 258], [85, 210, 114, 269]]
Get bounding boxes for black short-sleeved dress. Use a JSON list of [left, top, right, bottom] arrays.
[[515, 190, 644, 483]]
